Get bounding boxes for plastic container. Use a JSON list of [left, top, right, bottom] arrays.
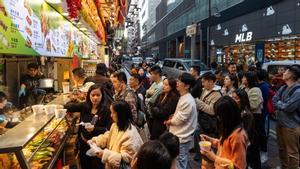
[[62, 82, 70, 94], [32, 105, 45, 115], [44, 105, 57, 115], [55, 109, 67, 119]]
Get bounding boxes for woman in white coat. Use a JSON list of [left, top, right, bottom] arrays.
[[90, 100, 143, 169]]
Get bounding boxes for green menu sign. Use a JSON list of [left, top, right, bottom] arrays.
[[0, 0, 97, 58]]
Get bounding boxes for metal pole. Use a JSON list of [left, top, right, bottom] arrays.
[[199, 24, 203, 62], [207, 0, 211, 67], [191, 35, 196, 61]]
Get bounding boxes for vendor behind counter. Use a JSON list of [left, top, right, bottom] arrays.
[[18, 63, 45, 108]]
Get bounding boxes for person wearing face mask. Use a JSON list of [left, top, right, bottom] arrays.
[[64, 84, 112, 169]]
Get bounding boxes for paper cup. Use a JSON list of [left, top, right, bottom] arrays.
[[199, 141, 212, 151], [62, 82, 70, 94], [44, 105, 57, 115], [32, 105, 45, 115], [55, 109, 67, 119]]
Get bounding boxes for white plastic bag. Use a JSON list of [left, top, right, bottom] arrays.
[[86, 142, 102, 157]]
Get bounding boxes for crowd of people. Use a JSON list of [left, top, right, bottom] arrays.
[[66, 60, 300, 169]]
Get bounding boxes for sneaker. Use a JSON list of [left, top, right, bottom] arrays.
[[260, 151, 268, 163]]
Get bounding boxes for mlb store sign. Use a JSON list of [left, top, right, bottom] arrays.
[[235, 32, 253, 43]]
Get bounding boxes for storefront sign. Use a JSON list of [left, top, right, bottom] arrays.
[[235, 32, 253, 43], [186, 24, 197, 37], [0, 0, 97, 58]]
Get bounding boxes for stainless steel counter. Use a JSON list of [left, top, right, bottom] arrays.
[[0, 94, 70, 153]]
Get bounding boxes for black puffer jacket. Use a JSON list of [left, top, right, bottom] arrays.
[[150, 91, 179, 139]]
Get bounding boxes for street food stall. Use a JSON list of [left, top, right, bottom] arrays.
[[0, 95, 71, 169], [0, 0, 126, 168]]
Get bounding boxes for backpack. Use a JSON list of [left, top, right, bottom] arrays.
[[198, 90, 222, 137], [123, 89, 146, 128], [266, 89, 276, 115], [135, 93, 147, 128]]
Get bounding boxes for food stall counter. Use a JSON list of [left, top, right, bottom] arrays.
[[0, 94, 71, 169]]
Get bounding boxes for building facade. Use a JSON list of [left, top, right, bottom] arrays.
[[142, 0, 298, 66]]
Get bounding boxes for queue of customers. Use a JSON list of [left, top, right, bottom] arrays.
[[65, 61, 300, 169]]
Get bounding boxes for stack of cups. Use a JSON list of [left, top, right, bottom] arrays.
[[32, 104, 67, 119]]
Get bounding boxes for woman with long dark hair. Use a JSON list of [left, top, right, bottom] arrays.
[[90, 100, 143, 169], [150, 78, 180, 139], [232, 89, 259, 169], [221, 74, 239, 96], [200, 96, 248, 169], [242, 72, 266, 167], [65, 84, 112, 169]]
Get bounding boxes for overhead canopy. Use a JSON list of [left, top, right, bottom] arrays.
[[47, 0, 127, 44]]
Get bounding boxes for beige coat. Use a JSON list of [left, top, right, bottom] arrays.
[[196, 89, 222, 116], [246, 87, 263, 114], [92, 123, 143, 169]]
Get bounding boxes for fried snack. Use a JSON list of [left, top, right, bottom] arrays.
[[25, 26, 32, 36], [26, 16, 32, 25], [24, 0, 32, 16], [25, 37, 32, 48]]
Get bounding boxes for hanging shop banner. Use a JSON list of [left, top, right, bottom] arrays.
[[0, 0, 97, 58]]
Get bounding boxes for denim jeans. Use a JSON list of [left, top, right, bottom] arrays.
[[177, 141, 192, 169]]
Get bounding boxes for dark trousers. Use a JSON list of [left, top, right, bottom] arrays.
[[247, 143, 262, 169], [193, 124, 201, 160], [246, 114, 267, 169], [79, 139, 104, 169], [261, 111, 269, 152], [254, 113, 268, 152]]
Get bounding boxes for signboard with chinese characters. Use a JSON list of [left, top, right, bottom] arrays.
[[0, 0, 96, 58], [186, 24, 197, 37]]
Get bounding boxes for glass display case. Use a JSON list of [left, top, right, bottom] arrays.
[[0, 95, 71, 169]]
